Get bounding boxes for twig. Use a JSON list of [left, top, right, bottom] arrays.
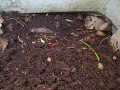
[[18, 36, 24, 43], [100, 36, 111, 45], [6, 18, 25, 27], [79, 39, 100, 61]]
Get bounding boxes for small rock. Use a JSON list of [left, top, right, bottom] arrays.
[[71, 66, 77, 73], [112, 56, 117, 60], [47, 57, 52, 62], [98, 63, 104, 70]]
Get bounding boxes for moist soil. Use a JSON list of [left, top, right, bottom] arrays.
[[0, 12, 120, 90]]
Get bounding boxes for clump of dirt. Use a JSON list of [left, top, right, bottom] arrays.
[[0, 12, 120, 90]]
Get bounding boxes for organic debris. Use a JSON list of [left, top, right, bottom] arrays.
[[47, 57, 52, 62], [40, 38, 45, 43], [98, 63, 104, 70], [113, 56, 117, 60], [74, 15, 82, 20], [0, 38, 8, 53], [79, 40, 100, 62], [7, 23, 13, 31], [0, 15, 4, 35], [96, 31, 106, 36], [65, 19, 73, 22], [0, 28, 3, 35], [85, 16, 110, 31], [0, 15, 4, 24], [30, 27, 53, 34], [109, 29, 120, 50], [49, 40, 58, 47], [0, 13, 119, 90], [109, 36, 119, 51]]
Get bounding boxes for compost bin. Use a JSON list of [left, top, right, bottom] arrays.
[[0, 0, 120, 90]]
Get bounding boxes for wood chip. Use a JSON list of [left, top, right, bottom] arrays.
[[0, 38, 8, 53]]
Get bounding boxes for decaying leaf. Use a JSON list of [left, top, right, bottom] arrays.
[[109, 29, 120, 50], [109, 37, 118, 51], [0, 15, 4, 24], [96, 31, 106, 36], [30, 28, 53, 34], [0, 38, 8, 52], [99, 22, 109, 31], [0, 23, 2, 28], [74, 15, 82, 20], [85, 16, 110, 31], [85, 16, 94, 29], [0, 28, 3, 35]]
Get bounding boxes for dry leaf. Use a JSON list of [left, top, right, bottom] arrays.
[[0, 23, 2, 28], [0, 15, 4, 24], [109, 37, 118, 50], [74, 15, 82, 20], [30, 28, 53, 34], [0, 28, 3, 34], [85, 16, 110, 31], [85, 16, 94, 29], [109, 28, 120, 50], [0, 38, 8, 52], [99, 22, 109, 31], [96, 31, 106, 36]]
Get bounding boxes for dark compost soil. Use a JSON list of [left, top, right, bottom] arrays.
[[0, 12, 120, 90]]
